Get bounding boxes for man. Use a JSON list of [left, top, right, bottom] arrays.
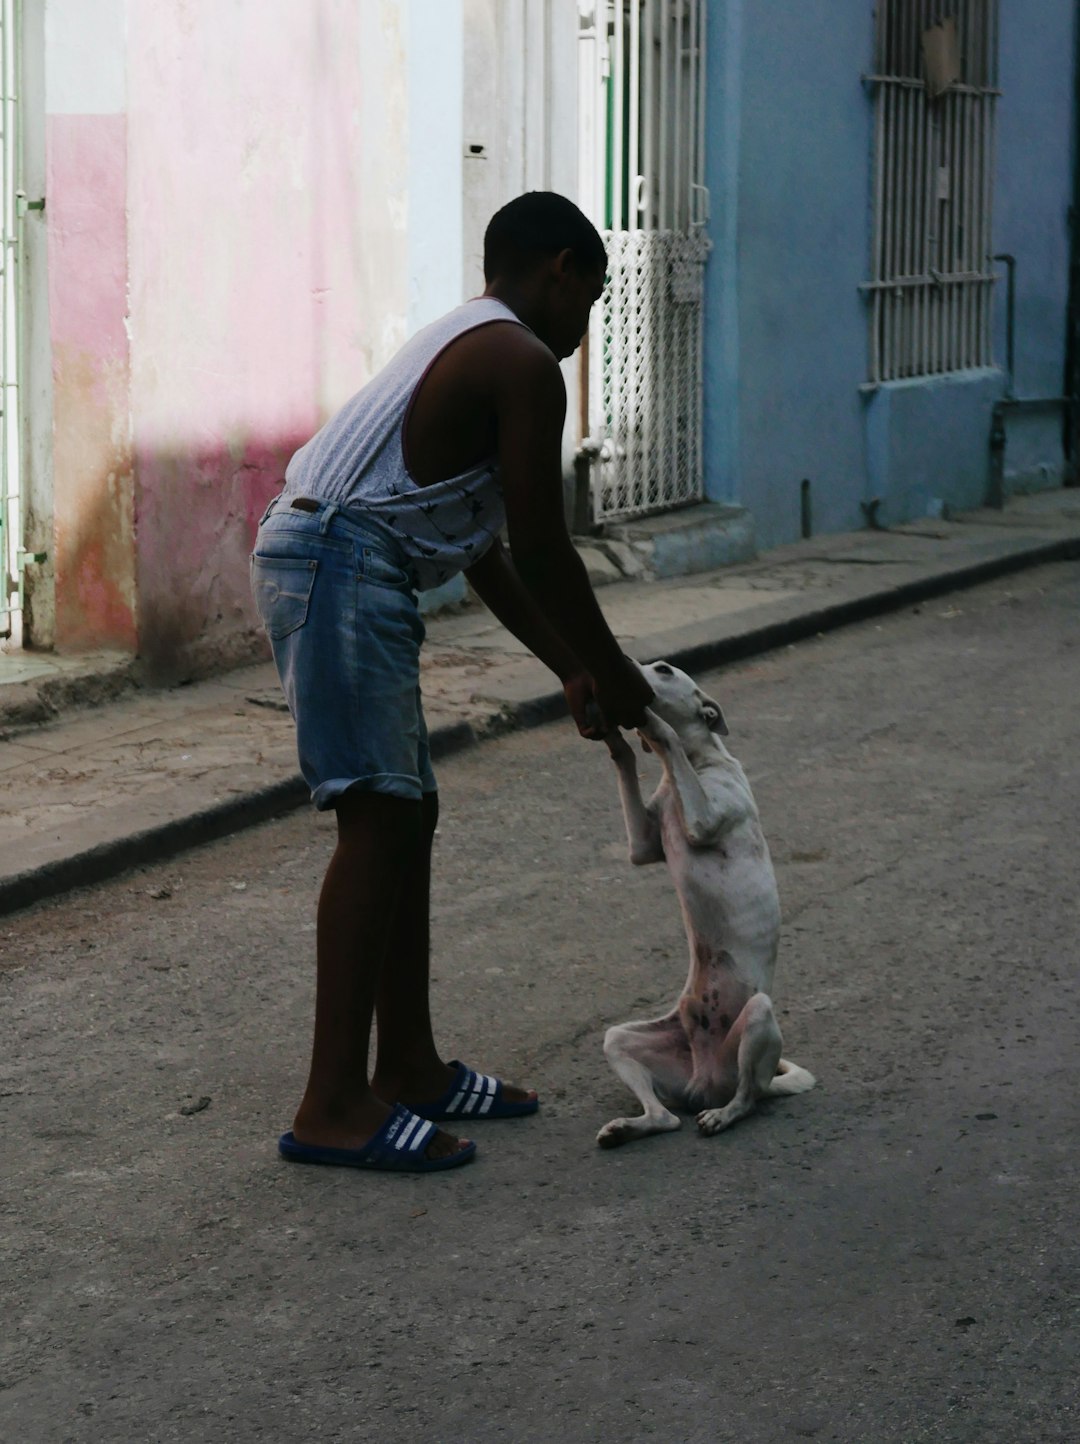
[[252, 192, 652, 1172]]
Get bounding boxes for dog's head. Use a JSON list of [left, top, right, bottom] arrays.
[[639, 660, 729, 737]]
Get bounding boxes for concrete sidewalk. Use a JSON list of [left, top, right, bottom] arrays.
[[1, 488, 1078, 915]]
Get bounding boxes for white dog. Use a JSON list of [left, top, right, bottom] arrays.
[[598, 661, 815, 1147]]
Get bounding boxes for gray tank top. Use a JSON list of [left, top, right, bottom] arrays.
[[282, 298, 526, 589]]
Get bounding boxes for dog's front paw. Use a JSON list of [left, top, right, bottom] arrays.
[[639, 708, 678, 752], [697, 1099, 755, 1135], [605, 730, 634, 763], [696, 1108, 729, 1136]]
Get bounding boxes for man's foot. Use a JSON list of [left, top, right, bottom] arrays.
[[373, 1059, 538, 1120], [292, 1095, 470, 1162]]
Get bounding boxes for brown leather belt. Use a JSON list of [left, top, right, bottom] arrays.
[[290, 497, 319, 512]]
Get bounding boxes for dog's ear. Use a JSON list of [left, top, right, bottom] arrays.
[[700, 695, 729, 735]]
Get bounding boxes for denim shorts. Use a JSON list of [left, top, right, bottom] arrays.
[[251, 496, 437, 808]]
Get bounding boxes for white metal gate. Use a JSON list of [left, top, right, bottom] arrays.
[[579, 0, 710, 523], [0, 0, 23, 642]]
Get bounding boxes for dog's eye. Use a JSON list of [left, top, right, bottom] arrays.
[[653, 663, 673, 676]]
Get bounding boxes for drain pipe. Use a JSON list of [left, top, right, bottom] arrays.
[[1065, 8, 1080, 482], [572, 441, 599, 535], [996, 253, 1017, 399], [988, 253, 1072, 508], [571, 329, 598, 536]]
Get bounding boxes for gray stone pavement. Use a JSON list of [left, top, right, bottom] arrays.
[[1, 488, 1078, 915], [2, 564, 1078, 1441]]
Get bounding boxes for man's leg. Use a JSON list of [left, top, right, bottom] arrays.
[[370, 791, 536, 1110], [291, 789, 470, 1161]]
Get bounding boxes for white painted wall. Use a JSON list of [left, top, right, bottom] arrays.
[[22, 0, 590, 651], [461, 0, 584, 473], [406, 0, 465, 331], [462, 0, 579, 298], [43, 0, 125, 113]]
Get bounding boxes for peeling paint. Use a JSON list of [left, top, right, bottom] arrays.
[[39, 2, 411, 671], [46, 112, 136, 652]]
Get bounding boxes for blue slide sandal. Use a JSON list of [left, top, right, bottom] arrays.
[[278, 1104, 476, 1173], [410, 1061, 540, 1121]]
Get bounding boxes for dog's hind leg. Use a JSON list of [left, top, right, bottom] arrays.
[[765, 1058, 816, 1096], [696, 992, 783, 1136], [597, 1014, 690, 1148]]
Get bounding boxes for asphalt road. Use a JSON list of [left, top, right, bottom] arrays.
[[2, 563, 1078, 1443]]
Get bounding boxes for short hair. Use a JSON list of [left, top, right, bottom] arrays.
[[483, 192, 607, 282]]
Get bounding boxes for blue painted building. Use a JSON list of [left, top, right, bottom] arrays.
[[701, 0, 1078, 549]]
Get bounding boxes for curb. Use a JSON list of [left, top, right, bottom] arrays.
[[0, 776, 307, 917], [649, 531, 1080, 676], [0, 658, 143, 733], [3, 532, 1077, 917]]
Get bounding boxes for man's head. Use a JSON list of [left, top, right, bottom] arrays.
[[483, 192, 607, 359]]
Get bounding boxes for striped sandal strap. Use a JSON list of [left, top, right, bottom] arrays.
[[376, 1105, 438, 1159], [444, 1067, 500, 1117]]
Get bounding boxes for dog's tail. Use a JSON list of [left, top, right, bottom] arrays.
[[766, 1058, 816, 1095]]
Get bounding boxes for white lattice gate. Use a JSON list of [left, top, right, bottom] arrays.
[[578, 0, 710, 523]]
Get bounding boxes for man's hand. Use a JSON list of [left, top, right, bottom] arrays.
[[593, 654, 654, 732], [564, 672, 606, 740]]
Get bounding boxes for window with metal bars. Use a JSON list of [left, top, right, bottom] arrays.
[[865, 1, 1000, 384], [593, 0, 708, 233]]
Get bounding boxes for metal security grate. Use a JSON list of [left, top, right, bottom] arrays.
[[591, 228, 709, 519], [865, 1, 1000, 383], [579, 0, 709, 523], [0, 0, 23, 641]]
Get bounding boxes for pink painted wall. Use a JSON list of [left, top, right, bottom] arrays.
[[124, 0, 408, 679], [46, 112, 137, 651], [44, 1, 409, 675]]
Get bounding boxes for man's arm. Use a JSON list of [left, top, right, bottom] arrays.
[[489, 333, 652, 729], [465, 539, 603, 736], [464, 537, 581, 684]]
